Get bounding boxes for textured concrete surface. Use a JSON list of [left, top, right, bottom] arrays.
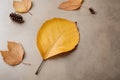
[[0, 0, 120, 80]]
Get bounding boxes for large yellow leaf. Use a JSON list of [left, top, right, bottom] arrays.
[[37, 18, 80, 60]]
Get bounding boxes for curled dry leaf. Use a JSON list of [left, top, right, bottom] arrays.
[[0, 41, 24, 66], [37, 18, 80, 60], [13, 0, 32, 13], [59, 0, 83, 10]]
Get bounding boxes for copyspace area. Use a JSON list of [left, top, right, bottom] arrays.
[[0, 0, 120, 80]]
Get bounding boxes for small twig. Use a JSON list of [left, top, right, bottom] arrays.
[[35, 60, 45, 75], [22, 62, 31, 66], [28, 11, 32, 16], [81, 5, 88, 9], [81, 6, 96, 14], [89, 8, 96, 14]]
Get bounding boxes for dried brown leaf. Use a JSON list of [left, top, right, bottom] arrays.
[[59, 0, 83, 10], [13, 0, 32, 13], [0, 41, 24, 66]]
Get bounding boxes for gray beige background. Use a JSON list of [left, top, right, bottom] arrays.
[[0, 0, 120, 80]]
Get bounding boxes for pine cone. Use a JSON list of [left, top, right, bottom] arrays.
[[9, 13, 24, 23]]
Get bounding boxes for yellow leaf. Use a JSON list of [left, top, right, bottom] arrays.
[[13, 0, 32, 13], [37, 18, 80, 60], [0, 41, 24, 66], [59, 0, 83, 11]]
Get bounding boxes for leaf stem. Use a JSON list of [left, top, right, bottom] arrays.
[[81, 5, 88, 9], [22, 62, 31, 66], [35, 60, 45, 75], [28, 11, 32, 16]]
